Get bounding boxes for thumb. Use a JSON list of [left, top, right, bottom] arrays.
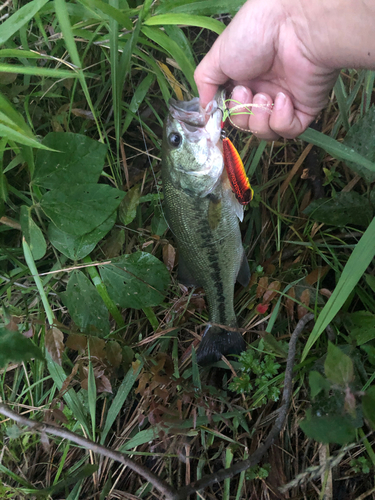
[[194, 39, 229, 108]]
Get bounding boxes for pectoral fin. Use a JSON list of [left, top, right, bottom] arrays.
[[237, 252, 250, 287]]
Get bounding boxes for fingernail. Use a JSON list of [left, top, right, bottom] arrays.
[[253, 93, 269, 113], [232, 85, 251, 102], [274, 92, 287, 110]]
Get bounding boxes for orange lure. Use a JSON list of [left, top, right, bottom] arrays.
[[222, 135, 254, 205]]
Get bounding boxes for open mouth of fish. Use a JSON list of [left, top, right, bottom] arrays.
[[169, 97, 220, 128]]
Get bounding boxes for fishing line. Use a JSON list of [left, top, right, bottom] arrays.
[[221, 96, 274, 133]]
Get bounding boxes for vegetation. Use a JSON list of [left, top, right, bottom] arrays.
[[1, 0, 375, 498]]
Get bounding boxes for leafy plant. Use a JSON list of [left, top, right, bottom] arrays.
[[229, 340, 281, 407]]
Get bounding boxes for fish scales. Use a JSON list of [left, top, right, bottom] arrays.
[[161, 96, 250, 365]]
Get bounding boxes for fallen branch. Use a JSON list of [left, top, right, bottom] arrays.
[[0, 313, 314, 499]]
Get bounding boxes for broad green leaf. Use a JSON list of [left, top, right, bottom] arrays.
[[20, 205, 46, 261], [300, 408, 356, 445], [302, 216, 375, 360], [151, 205, 168, 236], [118, 185, 141, 225], [363, 386, 375, 428], [141, 26, 197, 93], [122, 73, 155, 133], [61, 271, 110, 336], [303, 192, 373, 227], [0, 327, 43, 369], [48, 211, 116, 261], [34, 132, 107, 189], [324, 342, 354, 387], [309, 371, 331, 399], [347, 311, 375, 345], [155, 0, 246, 16], [144, 13, 225, 35], [300, 127, 375, 176], [0, 0, 49, 45], [100, 251, 169, 309], [40, 184, 125, 236], [343, 106, 375, 182]]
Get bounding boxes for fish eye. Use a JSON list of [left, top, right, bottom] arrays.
[[168, 132, 182, 148]]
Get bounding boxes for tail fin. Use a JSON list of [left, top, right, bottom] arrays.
[[196, 325, 245, 366]]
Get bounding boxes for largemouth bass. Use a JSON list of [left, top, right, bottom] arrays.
[[161, 96, 250, 365]]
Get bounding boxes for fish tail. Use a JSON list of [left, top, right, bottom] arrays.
[[196, 324, 245, 366]]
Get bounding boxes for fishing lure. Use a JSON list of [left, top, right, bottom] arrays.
[[221, 126, 254, 206], [218, 91, 254, 205]]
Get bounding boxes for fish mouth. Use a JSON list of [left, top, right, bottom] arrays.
[[169, 97, 200, 113], [169, 97, 205, 127]]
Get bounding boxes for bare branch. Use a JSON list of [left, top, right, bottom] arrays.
[[0, 402, 177, 499]]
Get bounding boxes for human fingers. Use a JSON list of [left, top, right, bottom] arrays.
[[227, 85, 254, 131], [269, 92, 315, 139], [229, 86, 278, 141]]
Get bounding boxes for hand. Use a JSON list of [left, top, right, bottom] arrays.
[[194, 0, 340, 140]]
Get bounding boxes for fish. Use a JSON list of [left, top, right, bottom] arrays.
[[161, 95, 251, 365]]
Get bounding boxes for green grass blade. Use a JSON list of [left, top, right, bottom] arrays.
[[87, 355, 96, 440], [141, 26, 197, 94], [333, 75, 350, 132], [247, 139, 267, 177], [299, 127, 375, 173], [54, 0, 103, 140], [0, 0, 49, 45], [301, 216, 375, 360], [122, 73, 155, 133], [109, 0, 120, 169], [144, 13, 225, 35], [155, 0, 246, 16], [83, 256, 125, 328], [46, 352, 90, 434], [362, 70, 375, 115], [100, 361, 143, 444], [0, 49, 51, 59], [22, 237, 54, 326], [0, 63, 80, 78], [77, 0, 132, 29], [118, 428, 156, 451], [0, 124, 47, 149], [54, 0, 81, 69]]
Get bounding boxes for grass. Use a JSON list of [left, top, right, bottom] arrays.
[[1, 1, 375, 499]]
